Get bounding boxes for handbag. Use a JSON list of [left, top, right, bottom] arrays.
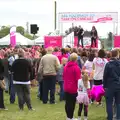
[[0, 80, 5, 90]]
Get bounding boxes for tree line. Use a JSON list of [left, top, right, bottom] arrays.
[[0, 26, 38, 40]]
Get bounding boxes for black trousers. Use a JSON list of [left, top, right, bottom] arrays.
[[65, 92, 77, 119], [91, 37, 97, 47], [0, 88, 5, 108], [42, 75, 56, 104], [78, 103, 88, 117], [40, 81, 43, 100], [78, 36, 84, 48], [15, 84, 32, 110]]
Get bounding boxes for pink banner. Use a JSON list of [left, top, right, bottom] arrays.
[[59, 12, 118, 23], [74, 37, 98, 48], [10, 32, 16, 47], [44, 36, 62, 48], [114, 36, 120, 48]]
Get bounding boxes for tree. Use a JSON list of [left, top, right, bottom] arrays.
[[108, 32, 113, 41], [104, 32, 113, 50], [0, 25, 38, 40], [16, 26, 25, 35], [24, 33, 34, 40], [1, 26, 7, 30], [0, 27, 10, 38]]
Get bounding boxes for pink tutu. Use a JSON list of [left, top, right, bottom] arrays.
[[76, 93, 89, 105], [91, 85, 105, 102]]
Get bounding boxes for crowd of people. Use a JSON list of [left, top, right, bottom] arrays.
[[0, 45, 120, 120]]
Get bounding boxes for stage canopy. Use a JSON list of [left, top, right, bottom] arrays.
[[58, 12, 118, 48]]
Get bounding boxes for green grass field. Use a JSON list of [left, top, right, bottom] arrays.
[[0, 88, 106, 120]]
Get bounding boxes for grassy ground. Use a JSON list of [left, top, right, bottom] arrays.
[[0, 88, 106, 120]]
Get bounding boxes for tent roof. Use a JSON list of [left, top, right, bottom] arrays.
[[34, 36, 44, 45], [0, 33, 34, 45]]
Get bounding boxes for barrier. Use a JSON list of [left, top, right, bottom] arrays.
[[114, 36, 120, 48], [74, 37, 98, 48], [44, 36, 62, 48], [44, 35, 100, 48]]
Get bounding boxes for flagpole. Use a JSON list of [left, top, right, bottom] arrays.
[[54, 1, 57, 31]]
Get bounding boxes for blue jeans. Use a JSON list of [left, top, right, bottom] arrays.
[[4, 77, 9, 91], [105, 88, 120, 120], [9, 74, 15, 104], [58, 81, 64, 101]]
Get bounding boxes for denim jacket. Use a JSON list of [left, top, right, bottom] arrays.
[[56, 65, 64, 82]]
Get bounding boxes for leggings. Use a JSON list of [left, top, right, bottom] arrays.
[[78, 103, 88, 117], [91, 37, 97, 47], [65, 92, 77, 119]]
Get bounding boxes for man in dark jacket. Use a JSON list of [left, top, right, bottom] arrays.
[[11, 51, 34, 110], [103, 49, 120, 120], [2, 53, 9, 92], [0, 59, 8, 110], [77, 25, 84, 48]]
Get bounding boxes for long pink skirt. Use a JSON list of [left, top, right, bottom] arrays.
[[76, 93, 89, 105], [91, 85, 105, 102]]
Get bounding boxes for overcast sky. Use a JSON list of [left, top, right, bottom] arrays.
[[0, 0, 120, 37]]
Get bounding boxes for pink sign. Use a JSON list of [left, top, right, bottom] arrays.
[[10, 32, 16, 47], [44, 36, 62, 48], [114, 36, 120, 47], [74, 37, 98, 48]]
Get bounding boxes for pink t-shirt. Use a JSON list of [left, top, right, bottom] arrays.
[[59, 54, 68, 63]]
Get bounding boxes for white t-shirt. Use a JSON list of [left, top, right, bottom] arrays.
[[8, 54, 19, 66], [78, 79, 90, 94], [84, 60, 93, 73], [93, 57, 108, 80]]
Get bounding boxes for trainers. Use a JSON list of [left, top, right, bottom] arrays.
[[78, 117, 81, 120], [84, 116, 88, 120], [50, 102, 56, 104], [0, 108, 8, 111], [29, 108, 35, 111]]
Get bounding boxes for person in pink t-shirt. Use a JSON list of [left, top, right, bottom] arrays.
[[59, 48, 68, 63]]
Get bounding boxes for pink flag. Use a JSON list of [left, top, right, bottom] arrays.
[[10, 26, 16, 47]]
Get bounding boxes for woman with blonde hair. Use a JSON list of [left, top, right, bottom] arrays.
[[63, 53, 81, 120]]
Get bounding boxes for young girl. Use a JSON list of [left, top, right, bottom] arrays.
[[76, 72, 90, 120]]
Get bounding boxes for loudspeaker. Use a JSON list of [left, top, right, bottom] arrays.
[[30, 24, 39, 34]]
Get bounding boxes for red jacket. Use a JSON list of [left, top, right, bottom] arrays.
[[63, 61, 81, 94]]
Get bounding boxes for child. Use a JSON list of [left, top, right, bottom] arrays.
[[57, 58, 68, 101], [76, 72, 90, 120]]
